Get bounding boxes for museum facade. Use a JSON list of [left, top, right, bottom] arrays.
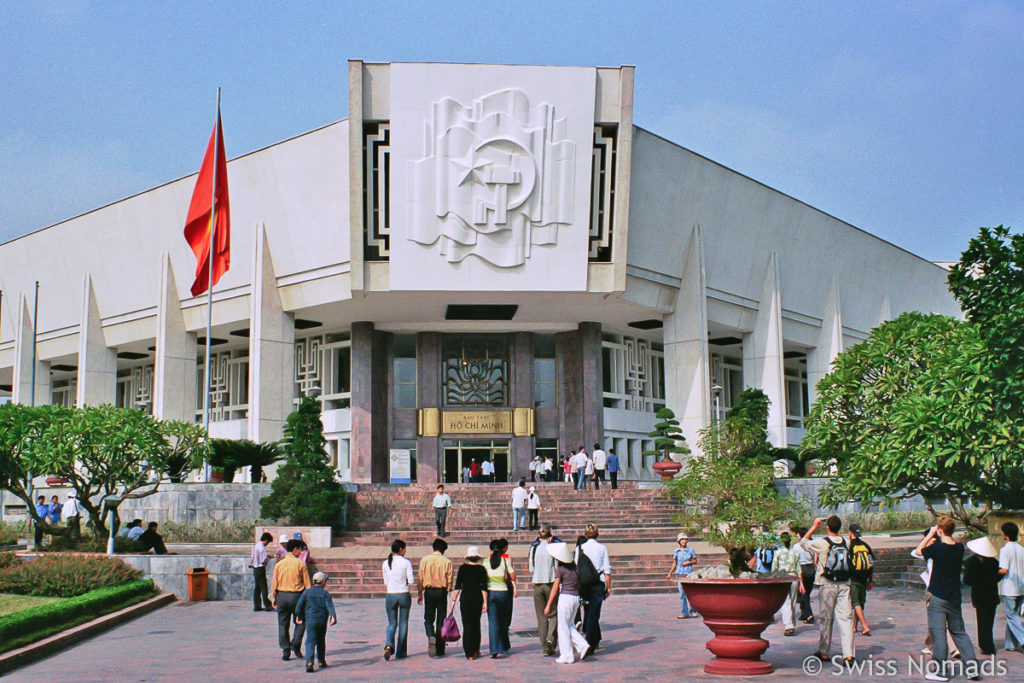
[[0, 61, 959, 483]]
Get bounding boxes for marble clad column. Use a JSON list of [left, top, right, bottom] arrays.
[[12, 293, 50, 405], [556, 328, 583, 457], [742, 252, 787, 447], [806, 279, 844, 408], [351, 322, 389, 483], [154, 253, 197, 422], [510, 332, 533, 482], [579, 323, 604, 452], [75, 275, 117, 407], [416, 332, 440, 484], [664, 226, 711, 456], [248, 225, 295, 444]]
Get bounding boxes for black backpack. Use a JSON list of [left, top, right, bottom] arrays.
[[757, 547, 776, 571], [822, 537, 852, 582], [576, 547, 602, 590]]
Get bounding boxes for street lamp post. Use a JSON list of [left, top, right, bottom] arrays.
[[711, 384, 723, 422]]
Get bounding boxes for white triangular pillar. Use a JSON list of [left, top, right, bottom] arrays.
[[12, 293, 49, 405], [806, 279, 844, 407], [877, 294, 892, 325], [75, 275, 117, 407], [248, 225, 295, 444], [664, 226, 711, 456], [153, 253, 198, 422], [742, 252, 787, 447]]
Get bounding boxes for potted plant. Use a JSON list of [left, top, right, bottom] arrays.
[[667, 419, 805, 676], [644, 408, 690, 480]]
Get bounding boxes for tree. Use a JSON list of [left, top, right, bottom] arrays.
[[642, 407, 691, 463], [209, 439, 283, 483], [0, 404, 70, 538], [260, 396, 343, 526], [668, 421, 804, 576], [802, 312, 1024, 530], [160, 420, 209, 483], [724, 388, 775, 467]]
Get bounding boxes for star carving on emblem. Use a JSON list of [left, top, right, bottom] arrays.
[[450, 147, 492, 186]]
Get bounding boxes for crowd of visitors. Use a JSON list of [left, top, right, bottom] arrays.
[[458, 445, 621, 489]]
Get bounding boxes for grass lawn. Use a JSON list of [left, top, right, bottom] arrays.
[[0, 593, 63, 618]]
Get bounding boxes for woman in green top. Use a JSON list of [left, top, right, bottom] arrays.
[[485, 538, 517, 657]]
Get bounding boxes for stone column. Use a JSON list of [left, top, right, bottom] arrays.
[[75, 275, 117, 407], [248, 225, 295, 444], [154, 253, 198, 422], [416, 332, 440, 483], [742, 252, 787, 447], [806, 279, 844, 408], [664, 226, 711, 455], [12, 293, 50, 405], [557, 323, 603, 458], [351, 321, 389, 483], [510, 332, 533, 481], [579, 322, 604, 450]]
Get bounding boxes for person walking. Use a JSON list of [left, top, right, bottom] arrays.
[[800, 516, 855, 664], [964, 535, 1001, 655], [418, 537, 454, 657], [915, 517, 977, 680], [591, 443, 606, 489], [450, 546, 489, 659], [526, 486, 541, 531], [511, 480, 528, 531], [577, 523, 612, 650], [848, 524, 875, 636], [573, 447, 588, 490], [771, 532, 801, 635], [485, 539, 517, 658], [432, 484, 452, 538], [606, 449, 620, 490], [543, 456, 554, 482], [33, 495, 49, 548], [251, 531, 275, 612], [294, 571, 336, 673], [382, 539, 415, 660], [795, 526, 816, 624], [530, 524, 560, 656], [543, 542, 594, 664], [914, 529, 959, 658], [668, 532, 698, 619], [583, 452, 595, 490], [271, 539, 311, 661], [470, 458, 481, 483], [528, 457, 537, 482], [998, 521, 1024, 653], [563, 456, 573, 484]]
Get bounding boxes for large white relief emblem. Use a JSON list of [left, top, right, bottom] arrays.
[[407, 89, 575, 268]]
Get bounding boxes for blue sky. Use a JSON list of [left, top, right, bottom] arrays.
[[1, 2, 1022, 260]]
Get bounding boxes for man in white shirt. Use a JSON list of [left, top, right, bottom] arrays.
[[543, 456, 554, 482], [800, 515, 855, 663], [64, 492, 82, 538], [576, 523, 612, 651], [528, 457, 537, 482], [591, 443, 607, 490], [572, 448, 588, 490], [511, 481, 528, 531], [998, 522, 1024, 653], [583, 454, 595, 491], [432, 485, 452, 538], [482, 459, 494, 482]]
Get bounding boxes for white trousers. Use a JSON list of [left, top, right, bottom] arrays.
[[779, 579, 799, 629], [556, 594, 591, 663]]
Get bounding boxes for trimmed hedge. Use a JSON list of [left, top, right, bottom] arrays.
[[0, 553, 142, 597], [0, 579, 156, 654]]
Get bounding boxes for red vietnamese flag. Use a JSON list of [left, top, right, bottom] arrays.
[[184, 111, 230, 296]]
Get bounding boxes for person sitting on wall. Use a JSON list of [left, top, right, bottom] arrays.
[[127, 519, 146, 541], [138, 521, 169, 554]]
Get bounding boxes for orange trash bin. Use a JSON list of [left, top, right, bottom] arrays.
[[186, 567, 209, 601]]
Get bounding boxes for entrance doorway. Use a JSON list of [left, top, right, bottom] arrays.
[[442, 439, 510, 483]]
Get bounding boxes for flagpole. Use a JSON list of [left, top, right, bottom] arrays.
[[27, 281, 38, 533], [201, 88, 221, 483]]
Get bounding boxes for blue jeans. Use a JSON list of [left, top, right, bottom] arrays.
[[677, 581, 695, 616], [512, 507, 526, 530], [385, 592, 411, 658], [487, 590, 512, 655], [1004, 595, 1024, 650], [304, 621, 327, 666]]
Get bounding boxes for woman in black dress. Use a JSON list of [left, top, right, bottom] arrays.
[[964, 536, 1002, 655], [450, 545, 489, 659]]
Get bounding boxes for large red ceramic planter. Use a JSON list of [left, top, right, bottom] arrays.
[[651, 457, 682, 480], [680, 576, 795, 675]]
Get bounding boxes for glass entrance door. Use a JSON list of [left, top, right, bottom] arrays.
[[442, 439, 510, 483]]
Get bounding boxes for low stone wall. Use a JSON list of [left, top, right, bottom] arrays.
[[119, 554, 257, 601], [256, 526, 332, 549], [774, 477, 931, 514], [118, 483, 272, 524]]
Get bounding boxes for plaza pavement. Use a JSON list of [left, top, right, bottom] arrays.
[[7, 587, 1023, 682]]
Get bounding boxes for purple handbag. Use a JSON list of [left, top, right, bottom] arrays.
[[441, 610, 461, 643]]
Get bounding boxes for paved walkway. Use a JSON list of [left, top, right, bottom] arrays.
[[8, 587, 1022, 681]]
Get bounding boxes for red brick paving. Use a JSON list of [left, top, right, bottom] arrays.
[[7, 587, 1023, 682]]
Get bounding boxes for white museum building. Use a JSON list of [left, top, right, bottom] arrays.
[[0, 61, 959, 484]]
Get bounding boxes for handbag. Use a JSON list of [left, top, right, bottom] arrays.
[[441, 610, 461, 643]]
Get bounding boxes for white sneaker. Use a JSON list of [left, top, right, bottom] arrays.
[[921, 647, 932, 654], [923, 673, 948, 682], [555, 657, 574, 664]]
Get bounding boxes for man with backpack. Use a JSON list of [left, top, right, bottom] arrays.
[[750, 543, 777, 573], [848, 523, 875, 637], [576, 523, 612, 651], [800, 515, 855, 664]]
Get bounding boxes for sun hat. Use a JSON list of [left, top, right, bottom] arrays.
[[677, 532, 689, 542], [966, 536, 998, 559], [547, 542, 574, 564], [279, 534, 289, 544], [529, 486, 536, 493], [312, 571, 327, 583], [465, 545, 481, 559]]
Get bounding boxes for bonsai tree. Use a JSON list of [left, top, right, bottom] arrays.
[[643, 407, 691, 465], [209, 438, 283, 483], [724, 388, 776, 467], [260, 396, 344, 527], [668, 420, 805, 576]]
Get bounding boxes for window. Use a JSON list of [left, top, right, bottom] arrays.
[[363, 121, 390, 261], [710, 353, 743, 420], [533, 334, 557, 408], [295, 333, 351, 410], [393, 335, 417, 409], [589, 124, 616, 262], [441, 336, 508, 407], [600, 333, 665, 412], [785, 366, 809, 428], [196, 350, 249, 421]]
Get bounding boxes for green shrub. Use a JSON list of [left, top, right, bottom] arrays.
[[0, 553, 142, 597], [0, 521, 28, 545], [160, 520, 258, 544], [0, 579, 156, 653], [0, 552, 21, 569], [0, 528, 17, 546]]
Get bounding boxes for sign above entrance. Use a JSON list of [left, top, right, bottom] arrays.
[[443, 410, 512, 434]]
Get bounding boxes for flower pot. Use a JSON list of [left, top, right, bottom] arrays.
[[681, 576, 795, 675], [652, 457, 682, 480], [209, 469, 225, 483]]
